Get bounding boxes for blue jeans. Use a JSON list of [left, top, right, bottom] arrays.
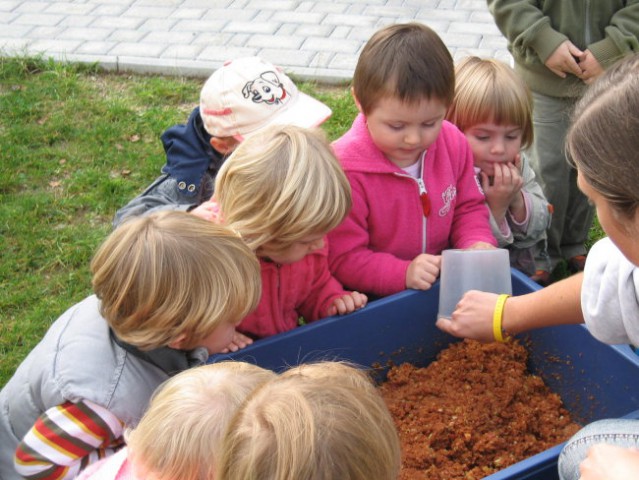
[[558, 418, 639, 480]]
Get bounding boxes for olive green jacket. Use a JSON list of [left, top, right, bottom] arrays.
[[488, 0, 639, 97]]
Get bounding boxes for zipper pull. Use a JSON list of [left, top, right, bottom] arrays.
[[416, 178, 430, 217]]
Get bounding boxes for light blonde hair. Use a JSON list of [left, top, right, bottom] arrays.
[[567, 53, 639, 222], [213, 125, 351, 251], [127, 361, 276, 480], [353, 22, 454, 115], [92, 211, 261, 350], [216, 361, 401, 480], [447, 56, 534, 149]]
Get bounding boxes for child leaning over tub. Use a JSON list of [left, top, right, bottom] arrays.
[[198, 125, 367, 345], [216, 361, 401, 480], [446, 56, 552, 279], [327, 23, 496, 298], [0, 212, 261, 480], [76, 362, 276, 480]]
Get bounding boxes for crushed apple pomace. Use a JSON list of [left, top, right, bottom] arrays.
[[379, 339, 581, 480]]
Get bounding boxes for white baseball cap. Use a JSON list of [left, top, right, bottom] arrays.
[[199, 57, 332, 139]]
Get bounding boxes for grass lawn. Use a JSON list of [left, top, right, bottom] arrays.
[[0, 56, 358, 387], [0, 56, 603, 388]]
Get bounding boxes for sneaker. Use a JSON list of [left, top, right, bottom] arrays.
[[530, 270, 552, 287], [567, 255, 587, 273]]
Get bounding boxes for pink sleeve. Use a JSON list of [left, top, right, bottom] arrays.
[[328, 179, 410, 296], [298, 242, 350, 321]]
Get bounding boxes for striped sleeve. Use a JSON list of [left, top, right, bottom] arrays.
[[14, 400, 125, 480]]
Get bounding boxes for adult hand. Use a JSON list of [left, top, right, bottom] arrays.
[[579, 444, 639, 479], [578, 49, 605, 85], [545, 40, 583, 78], [327, 291, 368, 316], [436, 290, 500, 342], [406, 254, 441, 290]]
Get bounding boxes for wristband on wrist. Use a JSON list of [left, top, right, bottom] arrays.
[[492, 294, 512, 343]]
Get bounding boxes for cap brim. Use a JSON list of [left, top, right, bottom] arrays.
[[235, 92, 332, 141]]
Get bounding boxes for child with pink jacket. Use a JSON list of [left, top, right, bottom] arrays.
[[328, 23, 496, 297]]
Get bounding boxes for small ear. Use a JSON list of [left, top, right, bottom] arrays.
[[168, 333, 187, 350], [351, 87, 363, 113], [210, 136, 239, 155]]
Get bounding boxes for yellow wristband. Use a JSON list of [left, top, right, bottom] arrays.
[[492, 294, 511, 343]]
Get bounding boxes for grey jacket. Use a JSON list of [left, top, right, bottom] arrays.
[[485, 153, 551, 275], [0, 295, 207, 480]]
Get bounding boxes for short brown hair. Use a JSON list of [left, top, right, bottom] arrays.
[[92, 211, 261, 350], [447, 56, 534, 149], [353, 22, 454, 115]]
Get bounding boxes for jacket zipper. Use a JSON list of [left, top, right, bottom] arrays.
[[394, 154, 428, 253], [584, 0, 591, 45]]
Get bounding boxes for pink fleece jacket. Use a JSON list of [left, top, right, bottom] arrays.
[[237, 242, 348, 338], [328, 114, 496, 296]]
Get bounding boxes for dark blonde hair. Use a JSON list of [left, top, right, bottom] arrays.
[[127, 362, 276, 480], [447, 56, 534, 149], [566, 53, 639, 221], [214, 125, 351, 251], [216, 361, 401, 480], [92, 211, 261, 350], [353, 22, 454, 115]]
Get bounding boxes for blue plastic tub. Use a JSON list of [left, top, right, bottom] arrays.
[[212, 269, 639, 479]]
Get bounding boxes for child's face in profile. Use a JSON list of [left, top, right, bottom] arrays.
[[257, 233, 325, 265], [363, 95, 447, 168], [464, 122, 523, 176], [194, 319, 239, 355]]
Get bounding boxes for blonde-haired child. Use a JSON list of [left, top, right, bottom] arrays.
[[327, 23, 496, 298], [76, 361, 276, 480], [446, 56, 552, 280], [216, 361, 401, 480], [1, 212, 261, 480], [201, 124, 367, 343]]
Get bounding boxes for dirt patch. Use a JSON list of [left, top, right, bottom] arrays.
[[379, 339, 580, 480]]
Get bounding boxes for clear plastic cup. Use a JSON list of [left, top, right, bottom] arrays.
[[437, 248, 512, 319]]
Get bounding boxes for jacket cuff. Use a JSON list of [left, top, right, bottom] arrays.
[[588, 38, 624, 68], [532, 23, 569, 64]]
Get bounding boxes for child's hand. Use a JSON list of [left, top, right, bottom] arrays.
[[220, 330, 253, 353], [406, 254, 441, 290], [328, 292, 368, 316], [190, 200, 222, 222], [467, 242, 496, 250], [580, 444, 639, 480], [481, 160, 524, 224]]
